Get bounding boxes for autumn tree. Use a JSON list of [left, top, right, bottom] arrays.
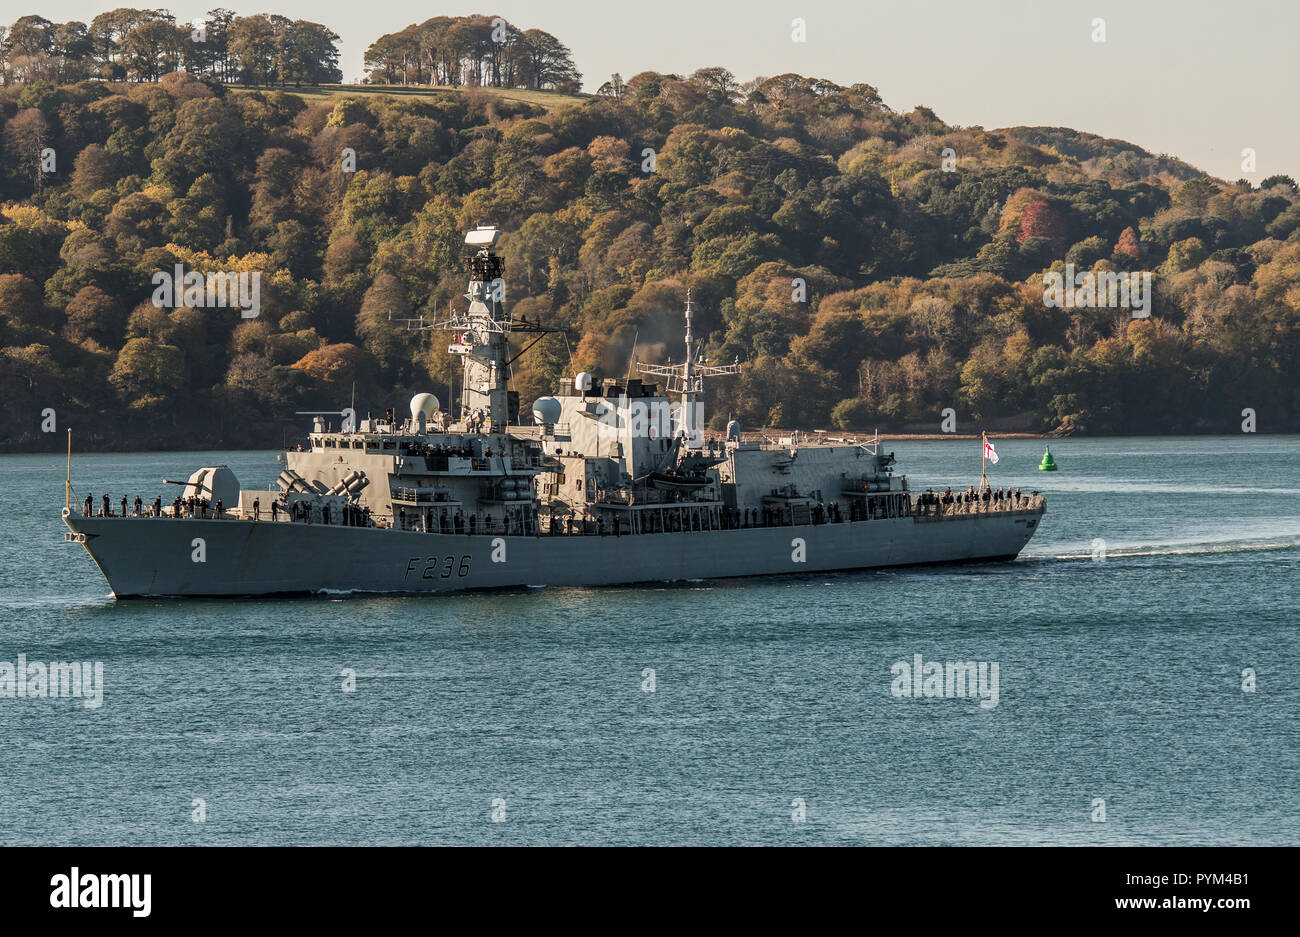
[[1016, 199, 1068, 254], [1114, 225, 1141, 262], [0, 272, 46, 328], [291, 341, 372, 387], [108, 337, 186, 407], [63, 284, 122, 344]]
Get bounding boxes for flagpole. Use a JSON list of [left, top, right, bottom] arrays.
[[980, 431, 987, 491]]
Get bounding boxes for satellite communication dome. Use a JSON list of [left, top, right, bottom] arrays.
[[532, 396, 562, 424], [574, 372, 593, 392], [726, 420, 742, 441], [410, 393, 440, 422]]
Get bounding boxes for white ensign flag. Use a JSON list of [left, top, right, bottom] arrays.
[[984, 439, 1000, 464]]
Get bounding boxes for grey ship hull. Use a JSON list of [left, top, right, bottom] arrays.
[[64, 508, 1044, 598]]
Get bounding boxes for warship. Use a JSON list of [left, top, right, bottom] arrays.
[[62, 226, 1046, 597]]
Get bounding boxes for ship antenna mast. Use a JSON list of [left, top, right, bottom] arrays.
[[683, 289, 694, 406], [390, 225, 560, 432], [635, 290, 742, 447]]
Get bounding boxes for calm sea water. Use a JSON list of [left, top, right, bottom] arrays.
[[1, 436, 1296, 846]]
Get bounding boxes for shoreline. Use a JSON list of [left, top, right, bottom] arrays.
[[8, 430, 1298, 458], [737, 431, 1051, 444]]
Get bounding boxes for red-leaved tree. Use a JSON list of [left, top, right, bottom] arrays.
[[1115, 226, 1141, 261], [1016, 199, 1068, 254]]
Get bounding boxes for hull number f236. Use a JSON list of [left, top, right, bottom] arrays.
[[404, 555, 472, 580]]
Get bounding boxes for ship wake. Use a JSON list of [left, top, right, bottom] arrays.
[[1034, 536, 1300, 561]]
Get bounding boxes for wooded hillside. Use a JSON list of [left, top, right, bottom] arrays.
[[2, 13, 1298, 450]]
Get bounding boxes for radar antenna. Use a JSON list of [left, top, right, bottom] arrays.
[[388, 225, 557, 432], [636, 291, 741, 446]]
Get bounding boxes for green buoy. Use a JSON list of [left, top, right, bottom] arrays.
[[1038, 448, 1058, 471]]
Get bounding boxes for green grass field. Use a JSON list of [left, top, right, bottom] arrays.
[[230, 83, 589, 110]]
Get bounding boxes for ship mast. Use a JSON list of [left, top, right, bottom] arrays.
[[392, 225, 551, 432], [458, 227, 510, 430], [636, 291, 741, 447]]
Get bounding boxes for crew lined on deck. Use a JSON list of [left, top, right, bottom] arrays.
[[80, 482, 1042, 530]]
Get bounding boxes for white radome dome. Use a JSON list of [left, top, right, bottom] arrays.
[[532, 396, 562, 424], [409, 393, 440, 421]]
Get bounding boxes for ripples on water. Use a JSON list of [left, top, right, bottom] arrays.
[[1, 436, 1297, 845]]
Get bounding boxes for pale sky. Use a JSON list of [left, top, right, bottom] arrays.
[[18, 0, 1300, 182]]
